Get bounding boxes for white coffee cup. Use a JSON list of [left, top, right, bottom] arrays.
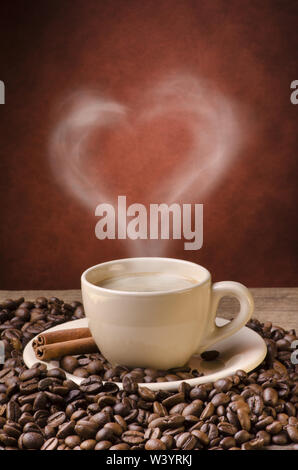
[[81, 257, 254, 369]]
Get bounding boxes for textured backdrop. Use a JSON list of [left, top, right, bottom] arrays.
[[0, 0, 297, 289]]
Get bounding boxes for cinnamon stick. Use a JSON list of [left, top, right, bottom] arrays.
[[32, 327, 91, 349], [35, 337, 98, 361]]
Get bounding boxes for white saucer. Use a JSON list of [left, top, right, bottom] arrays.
[[23, 318, 267, 391]]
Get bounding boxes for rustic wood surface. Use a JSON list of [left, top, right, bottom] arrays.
[[1, 287, 297, 330], [0, 287, 297, 450]]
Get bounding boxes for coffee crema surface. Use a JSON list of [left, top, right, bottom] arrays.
[[95, 272, 198, 292]]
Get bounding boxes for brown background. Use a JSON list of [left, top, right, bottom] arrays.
[[0, 0, 298, 289]]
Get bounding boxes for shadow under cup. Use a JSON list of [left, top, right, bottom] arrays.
[[81, 258, 213, 370]]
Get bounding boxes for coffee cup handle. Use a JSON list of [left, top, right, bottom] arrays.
[[198, 281, 254, 353]]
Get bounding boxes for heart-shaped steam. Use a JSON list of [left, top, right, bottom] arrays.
[[49, 73, 244, 254]]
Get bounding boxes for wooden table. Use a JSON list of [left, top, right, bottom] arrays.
[[1, 287, 297, 331], [0, 287, 297, 450]]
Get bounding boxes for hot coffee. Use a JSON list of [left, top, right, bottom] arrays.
[[82, 258, 253, 369], [96, 272, 198, 292]]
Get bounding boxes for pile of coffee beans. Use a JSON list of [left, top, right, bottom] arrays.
[[0, 295, 201, 383], [0, 296, 297, 450], [59, 354, 203, 383]]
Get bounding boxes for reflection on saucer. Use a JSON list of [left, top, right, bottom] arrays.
[[189, 355, 226, 375]]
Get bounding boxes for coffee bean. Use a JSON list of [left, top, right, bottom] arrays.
[[255, 430, 271, 446], [19, 368, 40, 382], [289, 417, 298, 426], [112, 402, 130, 417], [104, 422, 123, 437], [113, 415, 126, 431], [138, 387, 155, 402], [21, 432, 44, 449], [241, 437, 264, 450], [277, 413, 289, 425], [44, 425, 55, 439], [220, 436, 236, 449], [0, 433, 18, 447], [237, 408, 251, 432], [56, 421, 75, 439], [23, 422, 41, 434], [73, 368, 89, 378], [200, 403, 215, 420], [35, 297, 47, 308], [247, 395, 264, 415], [74, 420, 97, 439], [225, 409, 237, 427], [47, 411, 66, 428], [19, 380, 39, 395], [60, 356, 79, 374], [211, 392, 230, 407], [271, 432, 288, 445], [144, 428, 162, 439], [145, 438, 166, 450], [234, 430, 252, 444], [153, 401, 168, 416], [217, 422, 238, 436], [97, 395, 117, 408], [160, 435, 174, 449], [182, 400, 203, 417], [80, 376, 102, 394], [169, 404, 186, 417], [284, 402, 296, 417], [123, 375, 138, 393], [162, 392, 185, 408], [34, 410, 49, 427], [102, 382, 119, 395], [41, 437, 59, 450], [56, 443, 67, 450], [121, 430, 145, 444], [191, 429, 210, 446], [38, 377, 56, 391], [109, 443, 130, 450], [202, 423, 218, 440], [188, 386, 207, 402], [286, 425, 298, 443], [124, 409, 138, 423], [71, 409, 87, 421], [95, 427, 114, 443], [65, 389, 83, 404], [86, 360, 103, 375], [3, 423, 21, 439], [263, 387, 279, 407], [176, 432, 197, 450], [266, 420, 283, 435], [214, 378, 233, 392], [33, 392, 47, 411], [148, 415, 185, 430], [90, 411, 110, 427], [80, 439, 96, 450], [184, 415, 200, 426], [6, 401, 21, 422], [47, 368, 66, 381], [255, 416, 274, 430], [137, 399, 152, 411], [94, 440, 112, 450], [163, 425, 185, 437], [64, 435, 81, 448]]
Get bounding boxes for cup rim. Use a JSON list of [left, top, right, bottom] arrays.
[[81, 257, 211, 296]]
